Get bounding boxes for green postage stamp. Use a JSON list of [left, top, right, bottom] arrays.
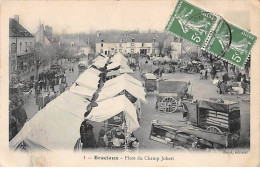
[[165, 0, 257, 67]]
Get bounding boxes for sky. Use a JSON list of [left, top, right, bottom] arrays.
[[2, 0, 252, 35]]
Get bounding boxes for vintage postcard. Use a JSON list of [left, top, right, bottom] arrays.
[[0, 0, 259, 167]]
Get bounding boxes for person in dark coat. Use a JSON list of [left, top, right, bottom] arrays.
[[241, 74, 248, 94], [80, 119, 96, 149], [222, 73, 228, 84], [9, 103, 18, 141], [35, 85, 41, 99], [44, 92, 50, 107], [97, 128, 106, 148], [236, 72, 242, 82], [59, 83, 65, 94], [16, 100, 28, 130], [210, 65, 217, 79], [51, 79, 55, 92], [37, 92, 44, 110]]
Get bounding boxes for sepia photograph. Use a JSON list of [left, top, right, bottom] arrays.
[[1, 0, 259, 167]]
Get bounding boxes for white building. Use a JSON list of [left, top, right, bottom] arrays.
[[35, 24, 53, 46], [9, 15, 35, 80], [96, 33, 159, 56]]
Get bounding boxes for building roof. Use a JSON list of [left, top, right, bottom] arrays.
[[96, 32, 166, 43], [43, 31, 53, 42], [9, 18, 34, 37]]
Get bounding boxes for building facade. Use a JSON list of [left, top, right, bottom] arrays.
[[96, 32, 159, 56], [9, 16, 35, 80], [35, 24, 53, 46]]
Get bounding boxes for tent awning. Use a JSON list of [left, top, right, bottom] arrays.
[[144, 73, 157, 80], [75, 69, 100, 90], [10, 91, 89, 151], [119, 68, 134, 74], [106, 70, 119, 77], [97, 80, 147, 104], [86, 95, 140, 132], [69, 83, 96, 99], [104, 73, 143, 87]]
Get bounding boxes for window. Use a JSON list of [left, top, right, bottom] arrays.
[[11, 43, 17, 53], [119, 43, 122, 47], [25, 42, 28, 52], [131, 42, 134, 47], [119, 39, 123, 43], [148, 49, 150, 53], [131, 49, 134, 54], [142, 43, 144, 47], [100, 49, 103, 53], [119, 49, 122, 52], [20, 42, 22, 52], [131, 38, 134, 42], [101, 39, 104, 43], [101, 43, 103, 47], [115, 49, 117, 53], [153, 38, 156, 43], [111, 48, 114, 50], [152, 49, 155, 54]]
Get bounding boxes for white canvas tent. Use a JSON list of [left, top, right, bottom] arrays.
[[10, 91, 89, 151], [97, 80, 147, 103], [76, 69, 100, 90], [104, 73, 142, 87], [119, 68, 134, 74], [91, 56, 109, 68], [144, 73, 157, 80], [111, 53, 128, 63], [69, 83, 96, 99], [86, 95, 140, 132], [107, 60, 130, 70]]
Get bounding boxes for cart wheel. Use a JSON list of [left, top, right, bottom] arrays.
[[162, 97, 178, 113], [206, 126, 223, 134]]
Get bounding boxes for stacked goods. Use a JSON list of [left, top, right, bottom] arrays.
[[206, 110, 229, 129], [198, 99, 240, 133]]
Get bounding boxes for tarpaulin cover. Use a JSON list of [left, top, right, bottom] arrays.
[[104, 73, 142, 87], [76, 69, 100, 90], [69, 83, 96, 99], [111, 53, 128, 63], [10, 91, 89, 151], [198, 99, 239, 112], [107, 60, 129, 70], [106, 70, 119, 77], [86, 95, 140, 132], [144, 73, 157, 80], [158, 80, 188, 93], [119, 68, 134, 74], [97, 80, 147, 103], [91, 56, 109, 68]]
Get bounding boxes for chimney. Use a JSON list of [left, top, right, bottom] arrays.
[[96, 31, 100, 38], [14, 15, 19, 23]]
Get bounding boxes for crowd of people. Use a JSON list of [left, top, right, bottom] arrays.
[[80, 119, 139, 150], [9, 99, 28, 141]]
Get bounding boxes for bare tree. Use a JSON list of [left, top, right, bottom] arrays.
[[30, 43, 53, 81]]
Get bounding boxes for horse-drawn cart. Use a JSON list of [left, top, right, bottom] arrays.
[[156, 79, 191, 114], [150, 98, 241, 150]]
